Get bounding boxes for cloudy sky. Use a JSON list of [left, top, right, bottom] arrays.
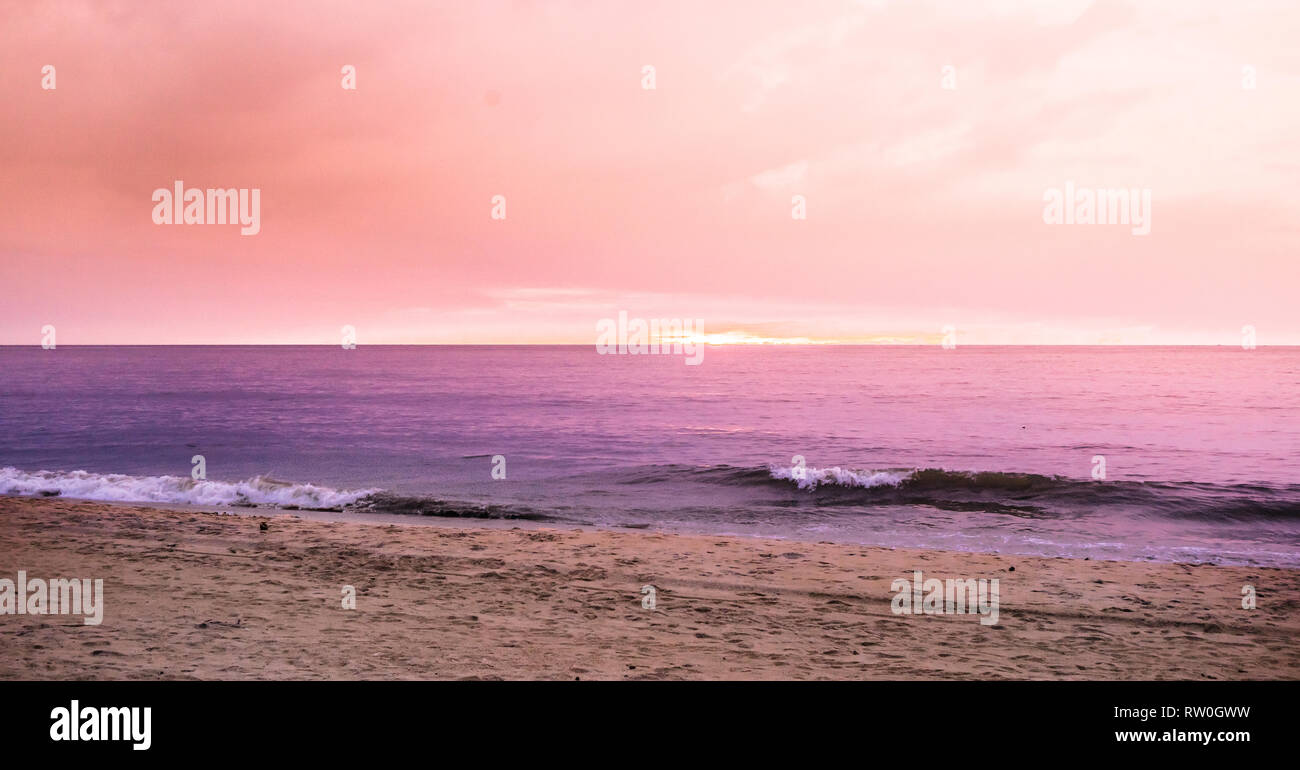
[[1, 0, 1297, 344]]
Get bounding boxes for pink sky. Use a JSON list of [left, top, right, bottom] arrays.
[[1, 0, 1297, 345]]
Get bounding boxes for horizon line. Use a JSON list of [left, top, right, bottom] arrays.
[[3, 343, 1295, 349]]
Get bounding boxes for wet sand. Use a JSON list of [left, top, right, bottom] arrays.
[[2, 496, 1297, 680]]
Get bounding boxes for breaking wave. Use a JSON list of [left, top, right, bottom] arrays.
[[768, 464, 911, 490], [0, 467, 377, 510], [0, 467, 554, 521], [6, 463, 1299, 525], [755, 464, 1300, 520]]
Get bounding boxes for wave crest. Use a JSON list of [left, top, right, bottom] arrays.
[[0, 467, 377, 510], [767, 464, 909, 490], [759, 464, 1300, 520]]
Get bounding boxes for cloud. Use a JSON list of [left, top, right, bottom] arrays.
[[2, 0, 1298, 343]]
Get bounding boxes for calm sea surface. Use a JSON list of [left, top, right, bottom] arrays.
[[2, 346, 1298, 565]]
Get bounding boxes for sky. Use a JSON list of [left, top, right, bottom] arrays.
[[1, 0, 1297, 345]]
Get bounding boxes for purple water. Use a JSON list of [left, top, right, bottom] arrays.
[[2, 345, 1298, 566]]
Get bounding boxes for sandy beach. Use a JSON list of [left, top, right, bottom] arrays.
[[2, 495, 1297, 680]]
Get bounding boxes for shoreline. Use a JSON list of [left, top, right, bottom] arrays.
[[5, 491, 1283, 569], [2, 496, 1298, 680]]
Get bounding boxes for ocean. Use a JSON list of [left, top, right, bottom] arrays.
[[2, 345, 1298, 566]]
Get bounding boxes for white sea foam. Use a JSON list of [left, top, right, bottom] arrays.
[[768, 464, 910, 490], [0, 467, 376, 508]]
